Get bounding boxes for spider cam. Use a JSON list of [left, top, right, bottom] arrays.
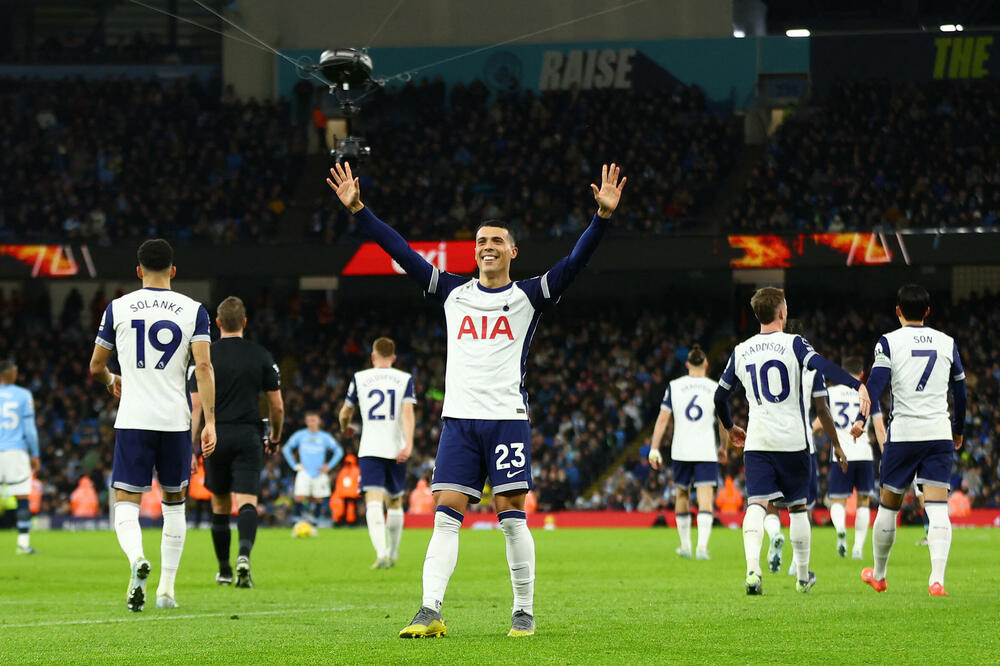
[[318, 48, 375, 162]]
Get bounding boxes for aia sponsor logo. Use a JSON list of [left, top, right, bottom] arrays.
[[457, 315, 514, 340]]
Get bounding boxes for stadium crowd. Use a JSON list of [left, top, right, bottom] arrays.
[[0, 75, 303, 244], [308, 79, 741, 241], [5, 284, 996, 522], [727, 80, 1000, 233]]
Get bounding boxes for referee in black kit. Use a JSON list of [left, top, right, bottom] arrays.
[[190, 296, 283, 588]]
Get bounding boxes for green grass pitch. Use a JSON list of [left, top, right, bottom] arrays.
[[1, 525, 998, 664]]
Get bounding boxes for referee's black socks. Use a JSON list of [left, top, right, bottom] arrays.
[[237, 504, 258, 558], [211, 513, 232, 573]]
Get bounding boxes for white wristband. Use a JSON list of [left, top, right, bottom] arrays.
[[105, 373, 116, 387]]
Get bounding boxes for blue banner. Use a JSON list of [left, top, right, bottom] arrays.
[[278, 37, 807, 110]]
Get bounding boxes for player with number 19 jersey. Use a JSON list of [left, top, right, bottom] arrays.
[[96, 287, 211, 491]]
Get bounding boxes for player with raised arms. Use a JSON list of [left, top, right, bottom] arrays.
[[338, 337, 416, 569], [327, 160, 625, 638], [89, 239, 216, 612], [648, 344, 727, 560], [826, 356, 885, 559], [714, 287, 867, 595], [0, 360, 40, 554], [853, 284, 965, 596]]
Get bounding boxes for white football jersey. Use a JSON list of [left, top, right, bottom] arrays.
[[661, 376, 718, 462], [799, 367, 826, 454], [96, 287, 210, 431], [346, 367, 417, 459], [874, 326, 963, 442], [429, 274, 556, 420], [720, 332, 815, 452], [827, 383, 873, 461]]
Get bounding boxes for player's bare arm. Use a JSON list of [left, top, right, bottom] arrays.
[[727, 425, 747, 448], [88, 345, 122, 398], [717, 418, 730, 457], [872, 414, 887, 451], [591, 163, 627, 219], [266, 389, 284, 454], [648, 409, 671, 470], [814, 396, 848, 473], [191, 341, 217, 457], [399, 401, 415, 464], [338, 402, 355, 438], [190, 390, 202, 473]]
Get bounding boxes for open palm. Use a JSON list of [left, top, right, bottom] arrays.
[[326, 161, 364, 213], [591, 163, 627, 218]]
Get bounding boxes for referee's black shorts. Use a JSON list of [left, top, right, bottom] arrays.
[[204, 423, 264, 496]]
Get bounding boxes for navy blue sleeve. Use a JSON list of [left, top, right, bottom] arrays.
[[354, 207, 435, 288], [95, 303, 115, 349], [794, 336, 861, 389], [520, 215, 609, 309], [855, 366, 890, 423], [192, 305, 211, 342], [355, 208, 468, 302], [661, 384, 672, 411], [951, 342, 966, 436], [812, 373, 828, 398], [951, 342, 965, 382], [345, 376, 358, 407], [714, 384, 734, 430]]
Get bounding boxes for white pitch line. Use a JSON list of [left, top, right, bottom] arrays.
[[0, 604, 374, 629]]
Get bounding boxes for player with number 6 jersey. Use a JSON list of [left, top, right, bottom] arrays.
[[327, 160, 626, 639], [648, 345, 725, 560], [89, 239, 217, 613]]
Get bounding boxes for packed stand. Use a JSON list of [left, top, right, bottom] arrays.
[[598, 292, 1000, 513], [727, 80, 1000, 233], [307, 78, 741, 242], [0, 76, 304, 244]]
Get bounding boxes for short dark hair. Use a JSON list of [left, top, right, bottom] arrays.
[[897, 283, 930, 321], [476, 220, 516, 246], [216, 296, 246, 333], [842, 356, 864, 376], [750, 287, 785, 324], [687, 344, 706, 366], [137, 239, 174, 272], [0, 359, 15, 375]]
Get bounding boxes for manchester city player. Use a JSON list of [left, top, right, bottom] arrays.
[[714, 287, 867, 596], [853, 284, 965, 596], [339, 337, 416, 569], [327, 161, 625, 638], [284, 412, 343, 524], [0, 360, 40, 554], [89, 239, 217, 612]]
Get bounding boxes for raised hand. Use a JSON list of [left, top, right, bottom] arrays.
[[591, 163, 627, 219], [326, 161, 364, 213]]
